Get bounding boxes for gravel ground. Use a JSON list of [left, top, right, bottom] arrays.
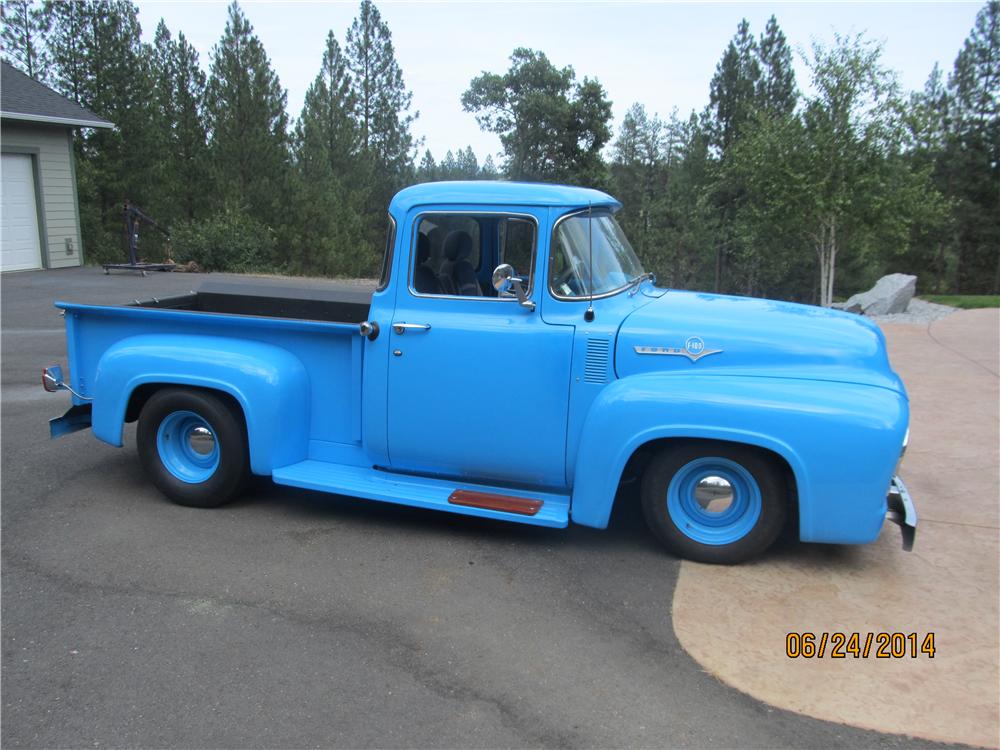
[[866, 297, 958, 325]]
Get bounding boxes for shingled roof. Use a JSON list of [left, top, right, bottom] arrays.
[[1, 62, 113, 129]]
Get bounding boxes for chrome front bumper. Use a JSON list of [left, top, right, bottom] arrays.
[[886, 476, 917, 551]]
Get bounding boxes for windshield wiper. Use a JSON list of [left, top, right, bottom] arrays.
[[627, 272, 656, 295]]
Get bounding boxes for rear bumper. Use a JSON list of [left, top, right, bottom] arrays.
[[886, 475, 917, 551]]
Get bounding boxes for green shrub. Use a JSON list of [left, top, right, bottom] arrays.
[[170, 209, 277, 273], [81, 225, 123, 267]]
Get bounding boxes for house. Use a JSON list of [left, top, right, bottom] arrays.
[[1, 62, 113, 272]]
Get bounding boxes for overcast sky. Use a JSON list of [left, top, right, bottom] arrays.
[[137, 1, 982, 162]]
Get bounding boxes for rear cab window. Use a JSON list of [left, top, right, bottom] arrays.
[[377, 215, 396, 292]]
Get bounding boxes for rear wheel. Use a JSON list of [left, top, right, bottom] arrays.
[[137, 388, 249, 508], [640, 441, 787, 564]]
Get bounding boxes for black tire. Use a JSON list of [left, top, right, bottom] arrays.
[[640, 440, 788, 564], [137, 387, 249, 508]]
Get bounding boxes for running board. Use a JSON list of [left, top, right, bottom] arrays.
[[271, 460, 569, 528]]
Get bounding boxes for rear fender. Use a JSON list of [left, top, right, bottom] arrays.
[[91, 334, 309, 474], [570, 373, 907, 544]]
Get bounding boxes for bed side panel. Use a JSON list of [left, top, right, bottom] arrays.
[[58, 304, 363, 463]]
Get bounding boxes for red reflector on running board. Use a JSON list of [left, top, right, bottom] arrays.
[[448, 490, 543, 516]]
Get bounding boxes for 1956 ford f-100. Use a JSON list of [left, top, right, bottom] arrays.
[[43, 181, 916, 564]]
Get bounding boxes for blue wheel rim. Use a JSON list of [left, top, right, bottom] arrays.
[[156, 410, 220, 484], [666, 457, 762, 546]]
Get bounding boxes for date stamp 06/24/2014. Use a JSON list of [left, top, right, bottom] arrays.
[[786, 632, 937, 659]]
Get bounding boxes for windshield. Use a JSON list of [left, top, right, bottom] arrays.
[[549, 211, 645, 298]]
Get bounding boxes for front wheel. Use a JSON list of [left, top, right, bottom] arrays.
[[640, 441, 787, 564], [137, 388, 249, 508]]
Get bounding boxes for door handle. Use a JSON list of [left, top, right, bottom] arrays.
[[392, 322, 431, 334]]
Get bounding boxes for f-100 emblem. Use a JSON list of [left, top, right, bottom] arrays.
[[634, 336, 723, 362]]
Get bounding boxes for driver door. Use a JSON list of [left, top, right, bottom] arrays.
[[386, 208, 573, 489]]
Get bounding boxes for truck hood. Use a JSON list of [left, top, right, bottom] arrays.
[[616, 290, 906, 393]]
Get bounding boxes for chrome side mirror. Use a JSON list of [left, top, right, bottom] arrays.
[[492, 263, 535, 312], [492, 263, 514, 294]]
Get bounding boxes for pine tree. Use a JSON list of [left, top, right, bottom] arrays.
[[43, 0, 92, 104], [439, 149, 458, 179], [756, 15, 797, 117], [172, 31, 209, 222], [1, 0, 49, 80], [44, 1, 160, 263], [297, 31, 357, 180], [481, 154, 499, 179], [84, 1, 146, 127], [148, 21, 176, 213], [292, 29, 370, 276], [703, 16, 798, 294], [610, 108, 719, 291], [456, 146, 479, 177], [205, 1, 290, 237], [419, 146, 492, 181], [416, 149, 437, 182], [909, 65, 951, 154], [344, 0, 416, 255], [950, 1, 1000, 135], [611, 103, 664, 255], [149, 20, 208, 224], [150, 21, 175, 121], [345, 0, 415, 177], [899, 64, 955, 292], [708, 19, 761, 154], [948, 0, 1000, 293], [706, 19, 761, 291], [658, 111, 720, 291]]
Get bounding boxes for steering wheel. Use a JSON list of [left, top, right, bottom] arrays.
[[552, 265, 582, 294]]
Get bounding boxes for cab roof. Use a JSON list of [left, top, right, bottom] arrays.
[[389, 181, 621, 214]]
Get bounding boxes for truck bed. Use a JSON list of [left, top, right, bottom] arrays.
[[55, 279, 374, 464], [130, 280, 372, 325]]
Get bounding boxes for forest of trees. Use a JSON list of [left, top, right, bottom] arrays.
[[2, 0, 997, 300]]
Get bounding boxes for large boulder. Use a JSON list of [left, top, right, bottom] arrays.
[[839, 273, 917, 316]]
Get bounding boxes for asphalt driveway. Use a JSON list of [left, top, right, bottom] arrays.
[[1, 268, 961, 749]]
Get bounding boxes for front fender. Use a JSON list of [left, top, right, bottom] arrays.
[[91, 334, 309, 474], [570, 373, 907, 544]]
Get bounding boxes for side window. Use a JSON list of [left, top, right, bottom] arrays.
[[411, 213, 537, 299], [377, 215, 395, 292], [411, 214, 483, 296], [499, 218, 536, 294]]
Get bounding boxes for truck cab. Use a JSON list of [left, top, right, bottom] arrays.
[[372, 182, 640, 491], [44, 181, 916, 564]]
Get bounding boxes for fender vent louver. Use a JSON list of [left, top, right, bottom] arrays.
[[584, 338, 610, 384]]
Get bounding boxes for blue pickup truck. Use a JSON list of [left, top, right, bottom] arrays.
[[43, 181, 916, 563]]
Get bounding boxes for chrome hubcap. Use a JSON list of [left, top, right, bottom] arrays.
[[187, 426, 216, 456], [693, 475, 734, 513]]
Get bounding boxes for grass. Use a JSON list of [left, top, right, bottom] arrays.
[[919, 294, 1000, 309]]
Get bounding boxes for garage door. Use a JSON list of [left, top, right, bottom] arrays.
[[1, 153, 43, 272]]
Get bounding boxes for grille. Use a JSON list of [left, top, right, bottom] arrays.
[[584, 338, 610, 384]]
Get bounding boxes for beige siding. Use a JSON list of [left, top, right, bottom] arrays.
[[1, 121, 83, 268]]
